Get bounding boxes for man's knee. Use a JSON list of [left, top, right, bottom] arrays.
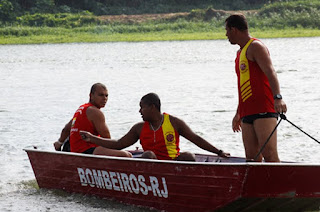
[[177, 152, 196, 161], [111, 150, 132, 158], [122, 151, 133, 158], [141, 151, 157, 159]]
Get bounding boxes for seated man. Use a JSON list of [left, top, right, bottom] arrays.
[[53, 83, 132, 158], [80, 93, 229, 161]]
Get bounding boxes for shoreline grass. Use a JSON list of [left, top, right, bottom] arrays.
[[1, 0, 320, 45], [1, 28, 319, 45]]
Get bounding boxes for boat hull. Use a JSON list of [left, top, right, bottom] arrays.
[[25, 149, 320, 211]]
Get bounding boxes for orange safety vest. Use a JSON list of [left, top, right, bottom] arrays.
[[140, 113, 180, 160]]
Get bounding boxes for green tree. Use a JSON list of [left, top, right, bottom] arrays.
[[31, 0, 55, 13], [0, 0, 14, 22]]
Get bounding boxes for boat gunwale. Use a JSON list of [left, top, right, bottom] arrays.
[[24, 148, 320, 167]]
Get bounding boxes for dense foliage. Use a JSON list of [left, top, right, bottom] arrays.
[[0, 0, 319, 44], [252, 0, 320, 28], [1, 0, 317, 28], [15, 12, 97, 27], [1, 0, 276, 20]]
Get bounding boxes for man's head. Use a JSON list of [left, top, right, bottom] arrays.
[[89, 83, 108, 109], [225, 14, 248, 45], [139, 93, 161, 121]]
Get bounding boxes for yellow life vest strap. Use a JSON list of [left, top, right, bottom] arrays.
[[161, 113, 178, 159], [239, 39, 254, 102]]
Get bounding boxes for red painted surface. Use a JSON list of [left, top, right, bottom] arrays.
[[243, 164, 320, 198], [25, 149, 320, 212]]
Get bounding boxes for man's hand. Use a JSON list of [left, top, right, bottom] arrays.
[[218, 150, 231, 158], [232, 113, 241, 132], [274, 99, 287, 114], [53, 141, 63, 151], [80, 130, 93, 142]]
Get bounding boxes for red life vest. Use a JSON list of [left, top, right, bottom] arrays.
[[140, 113, 180, 160], [235, 38, 275, 118], [70, 103, 98, 153]]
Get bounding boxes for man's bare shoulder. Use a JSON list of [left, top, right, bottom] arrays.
[[87, 105, 102, 112], [131, 122, 144, 130], [248, 39, 269, 61], [168, 114, 178, 122], [168, 114, 183, 122], [250, 39, 268, 52], [86, 105, 104, 119], [168, 114, 185, 130]]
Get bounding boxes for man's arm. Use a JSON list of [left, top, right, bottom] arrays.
[[80, 122, 143, 150], [232, 105, 241, 132], [86, 106, 111, 138], [171, 116, 229, 157], [54, 119, 72, 151], [249, 41, 287, 114]]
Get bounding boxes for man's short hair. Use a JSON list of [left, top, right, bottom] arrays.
[[141, 93, 161, 112], [90, 83, 107, 94], [225, 14, 248, 31]]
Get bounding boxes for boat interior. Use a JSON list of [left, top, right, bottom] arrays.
[[129, 149, 247, 163]]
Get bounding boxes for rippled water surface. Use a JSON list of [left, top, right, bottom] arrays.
[[1, 38, 320, 211]]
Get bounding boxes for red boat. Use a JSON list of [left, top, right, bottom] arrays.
[[25, 149, 320, 211]]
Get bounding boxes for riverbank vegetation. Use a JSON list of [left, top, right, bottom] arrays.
[[0, 0, 319, 44]]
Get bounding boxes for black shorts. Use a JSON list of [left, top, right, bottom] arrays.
[[82, 147, 96, 154], [242, 112, 278, 124]]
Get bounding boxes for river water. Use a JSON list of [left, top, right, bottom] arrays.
[[0, 37, 320, 211]]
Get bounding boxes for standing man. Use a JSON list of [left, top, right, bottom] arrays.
[[79, 93, 229, 161], [53, 83, 132, 158], [225, 14, 287, 162]]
